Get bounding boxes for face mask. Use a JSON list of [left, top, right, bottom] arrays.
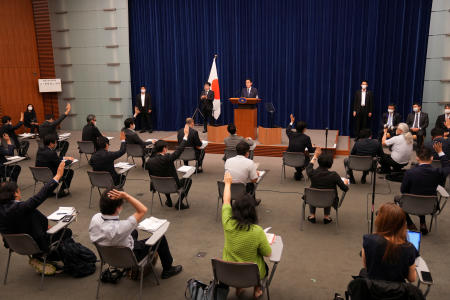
[[445, 109, 450, 114], [413, 107, 419, 112], [361, 85, 367, 89], [388, 109, 394, 113], [27, 106, 32, 111], [141, 89, 145, 93]]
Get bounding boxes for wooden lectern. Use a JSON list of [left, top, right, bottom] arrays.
[[229, 98, 261, 139]]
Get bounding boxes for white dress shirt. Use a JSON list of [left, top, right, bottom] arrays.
[[141, 94, 145, 107], [89, 213, 137, 249], [412, 112, 420, 129], [361, 90, 366, 107]]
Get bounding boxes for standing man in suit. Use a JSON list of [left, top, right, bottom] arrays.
[[223, 124, 254, 161], [1, 113, 29, 157], [89, 132, 127, 188], [82, 114, 103, 150], [286, 114, 315, 181], [39, 103, 71, 157], [177, 118, 204, 173], [406, 102, 429, 148], [200, 82, 215, 133], [240, 78, 258, 98], [147, 125, 191, 210], [36, 134, 75, 198], [434, 103, 450, 137], [134, 85, 153, 133], [0, 133, 21, 182], [123, 118, 153, 168], [379, 103, 402, 139], [352, 80, 373, 138]]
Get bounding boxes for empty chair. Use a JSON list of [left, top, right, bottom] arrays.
[[87, 171, 114, 208], [396, 194, 444, 233], [211, 258, 271, 300], [178, 147, 198, 171], [94, 243, 159, 300], [150, 175, 189, 213], [77, 141, 95, 164], [216, 181, 247, 221], [281, 152, 306, 180], [347, 155, 376, 183], [301, 187, 347, 230], [29, 167, 61, 199]]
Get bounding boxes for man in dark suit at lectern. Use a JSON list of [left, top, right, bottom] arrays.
[[134, 85, 153, 133], [352, 80, 373, 138], [200, 82, 215, 133], [240, 79, 258, 98]]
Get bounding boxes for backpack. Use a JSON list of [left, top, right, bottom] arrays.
[[58, 238, 97, 277], [185, 279, 229, 300]]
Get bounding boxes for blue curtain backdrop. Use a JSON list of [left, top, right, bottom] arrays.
[[128, 0, 432, 136]]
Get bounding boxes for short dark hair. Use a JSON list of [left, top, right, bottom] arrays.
[[388, 103, 396, 108], [43, 134, 57, 146], [154, 140, 168, 153], [124, 118, 135, 129], [413, 102, 421, 107], [295, 121, 307, 133], [86, 114, 96, 123], [417, 147, 433, 161], [1, 116, 11, 124], [236, 141, 250, 156], [204, 82, 211, 86], [227, 124, 237, 135], [140, 85, 146, 89], [45, 114, 54, 120], [97, 136, 110, 149], [231, 194, 258, 230], [431, 127, 444, 138], [358, 128, 372, 139], [245, 78, 252, 83], [361, 80, 368, 84], [0, 181, 18, 204], [99, 189, 124, 215], [445, 104, 450, 109], [318, 153, 333, 169]]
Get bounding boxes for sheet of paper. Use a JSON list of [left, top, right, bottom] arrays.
[[178, 165, 195, 173], [48, 207, 75, 221], [59, 133, 71, 137], [200, 140, 208, 149], [437, 185, 449, 197], [106, 136, 114, 140], [138, 217, 168, 233], [265, 233, 276, 245], [145, 138, 157, 143], [6, 156, 21, 161], [115, 162, 134, 168]]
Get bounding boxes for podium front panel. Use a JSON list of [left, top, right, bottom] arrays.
[[234, 108, 257, 139]]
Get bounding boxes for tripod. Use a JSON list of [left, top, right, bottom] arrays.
[[191, 105, 204, 125]]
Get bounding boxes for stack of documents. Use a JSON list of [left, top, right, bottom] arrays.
[[115, 162, 134, 168], [200, 140, 208, 149], [106, 136, 114, 140], [59, 133, 71, 138], [138, 217, 168, 233], [6, 156, 22, 161], [48, 207, 76, 221], [145, 138, 157, 143]]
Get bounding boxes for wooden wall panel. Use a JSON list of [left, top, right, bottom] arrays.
[[0, 0, 44, 128]]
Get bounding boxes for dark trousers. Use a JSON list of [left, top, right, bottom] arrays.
[[165, 178, 192, 204], [379, 153, 406, 174], [294, 156, 310, 179], [60, 169, 74, 191], [310, 205, 331, 215], [15, 141, 29, 157], [25, 124, 39, 134], [57, 140, 69, 157], [137, 111, 153, 131], [202, 108, 213, 131], [0, 165, 21, 182], [411, 129, 425, 148], [131, 230, 173, 270], [113, 174, 127, 189], [183, 149, 205, 168], [354, 108, 370, 137], [344, 157, 369, 180]]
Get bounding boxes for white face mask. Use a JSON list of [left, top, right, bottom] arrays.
[[141, 89, 146, 94], [445, 109, 450, 114], [361, 85, 367, 89], [413, 107, 419, 112], [388, 109, 394, 113], [27, 106, 32, 111]]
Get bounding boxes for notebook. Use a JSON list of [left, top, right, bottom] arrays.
[[48, 207, 76, 221], [407, 230, 421, 253]]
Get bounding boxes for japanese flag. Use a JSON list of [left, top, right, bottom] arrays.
[[208, 56, 221, 120]]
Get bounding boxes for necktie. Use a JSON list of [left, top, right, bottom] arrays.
[[413, 113, 419, 128], [248, 88, 250, 96], [388, 113, 392, 127]]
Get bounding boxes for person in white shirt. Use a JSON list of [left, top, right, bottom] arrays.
[[379, 123, 413, 174], [89, 189, 182, 279]]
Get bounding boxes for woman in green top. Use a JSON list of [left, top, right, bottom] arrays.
[[222, 172, 272, 299]]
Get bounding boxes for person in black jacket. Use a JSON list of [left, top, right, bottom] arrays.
[[405, 103, 428, 148], [36, 135, 74, 198], [286, 114, 315, 180], [39, 103, 71, 157], [240, 78, 258, 98], [89, 132, 127, 188], [134, 86, 153, 133], [0, 133, 21, 182], [434, 103, 450, 137], [344, 129, 383, 184], [82, 114, 103, 150], [200, 82, 215, 133], [305, 148, 349, 224], [396, 144, 450, 235], [0, 161, 71, 273], [379, 103, 402, 139], [1, 113, 29, 157], [424, 127, 450, 160], [24, 104, 39, 134], [124, 118, 153, 168], [147, 124, 191, 209], [352, 81, 373, 137], [177, 118, 204, 172]]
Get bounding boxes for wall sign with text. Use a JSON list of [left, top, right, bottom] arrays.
[[38, 79, 62, 92]]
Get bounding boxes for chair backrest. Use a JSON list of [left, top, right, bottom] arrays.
[[431, 160, 442, 169], [348, 155, 374, 171], [224, 149, 238, 161], [150, 175, 180, 194], [346, 277, 424, 299], [217, 181, 247, 200], [304, 188, 337, 208], [87, 171, 115, 189], [94, 243, 138, 268], [179, 147, 196, 161], [77, 141, 95, 154], [35, 139, 44, 149], [398, 194, 438, 216], [2, 234, 42, 255], [211, 258, 260, 288], [126, 143, 144, 157], [282, 152, 306, 167], [29, 167, 54, 183]]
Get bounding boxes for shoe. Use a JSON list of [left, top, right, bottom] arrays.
[[139, 130, 146, 133], [420, 223, 429, 235], [294, 172, 303, 181], [349, 177, 356, 184], [148, 130, 153, 133], [307, 216, 316, 224], [29, 258, 56, 276], [196, 168, 203, 173], [161, 265, 182, 279], [174, 202, 189, 210], [323, 218, 333, 225], [165, 200, 173, 208], [255, 199, 261, 206], [361, 176, 367, 184], [57, 190, 69, 198], [407, 223, 418, 231], [202, 130, 207, 133]]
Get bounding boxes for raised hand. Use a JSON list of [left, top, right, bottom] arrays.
[[224, 171, 232, 185], [107, 189, 127, 200], [314, 147, 322, 158], [290, 114, 295, 123], [433, 142, 443, 154], [120, 130, 125, 141], [20, 112, 24, 122], [54, 161, 66, 182], [65, 103, 71, 115], [184, 124, 189, 137]]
